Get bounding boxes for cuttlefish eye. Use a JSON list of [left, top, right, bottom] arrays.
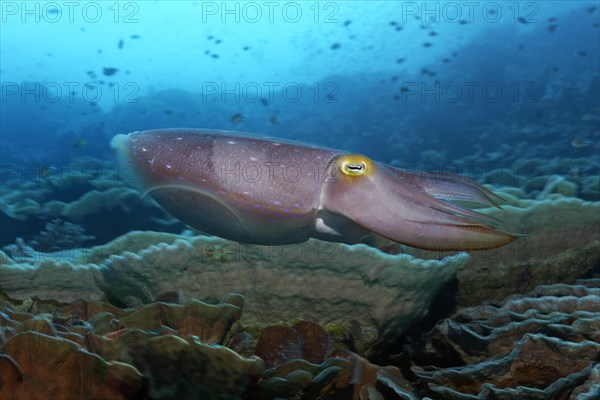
[[338, 154, 372, 176]]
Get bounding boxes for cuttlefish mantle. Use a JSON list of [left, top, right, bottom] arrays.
[[111, 128, 518, 251]]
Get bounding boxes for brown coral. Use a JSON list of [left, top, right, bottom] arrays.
[[1, 331, 143, 400], [410, 279, 600, 399]]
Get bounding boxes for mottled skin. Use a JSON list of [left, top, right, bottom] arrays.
[[112, 129, 517, 250]]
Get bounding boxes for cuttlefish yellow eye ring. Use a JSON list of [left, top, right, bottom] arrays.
[[338, 154, 372, 176]]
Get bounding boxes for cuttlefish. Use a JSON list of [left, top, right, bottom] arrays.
[[112, 129, 517, 251]]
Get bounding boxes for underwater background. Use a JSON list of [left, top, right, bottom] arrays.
[[1, 1, 599, 399]]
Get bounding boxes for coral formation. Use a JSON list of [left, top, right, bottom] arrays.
[[408, 279, 600, 399], [29, 218, 95, 251], [1, 280, 597, 399], [0, 293, 415, 399], [0, 158, 184, 246], [378, 190, 600, 307], [1, 158, 598, 399], [1, 232, 468, 356], [456, 190, 600, 306], [2, 331, 143, 400]]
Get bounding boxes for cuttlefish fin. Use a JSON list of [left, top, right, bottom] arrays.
[[142, 183, 248, 232]]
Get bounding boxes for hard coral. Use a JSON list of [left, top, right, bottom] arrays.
[[411, 279, 600, 399], [30, 218, 95, 251]]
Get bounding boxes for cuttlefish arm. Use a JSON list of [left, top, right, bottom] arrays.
[[112, 129, 518, 250], [389, 169, 505, 209]]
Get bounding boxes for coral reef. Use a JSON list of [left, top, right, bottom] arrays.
[[405, 279, 600, 399], [0, 232, 468, 356], [2, 190, 598, 356], [0, 157, 184, 246], [456, 190, 600, 307], [374, 190, 600, 307], [0, 293, 416, 400], [29, 218, 95, 251], [481, 157, 600, 201], [1, 280, 598, 399]]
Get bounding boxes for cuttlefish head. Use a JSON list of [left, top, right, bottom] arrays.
[[320, 153, 518, 251]]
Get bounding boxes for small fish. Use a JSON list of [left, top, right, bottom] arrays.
[[103, 67, 118, 76], [118, 39, 124, 49], [343, 20, 352, 27], [73, 139, 87, 148], [422, 42, 432, 48], [570, 137, 592, 148], [587, 5, 597, 14], [268, 115, 278, 125], [576, 50, 588, 57], [243, 46, 250, 51], [396, 58, 405, 64], [429, 31, 438, 36], [230, 113, 246, 124], [130, 34, 141, 39], [442, 58, 451, 64], [421, 68, 435, 76], [330, 43, 341, 50], [547, 24, 558, 33], [260, 98, 269, 107]]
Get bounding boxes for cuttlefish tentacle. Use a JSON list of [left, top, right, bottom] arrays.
[[112, 129, 518, 251]]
